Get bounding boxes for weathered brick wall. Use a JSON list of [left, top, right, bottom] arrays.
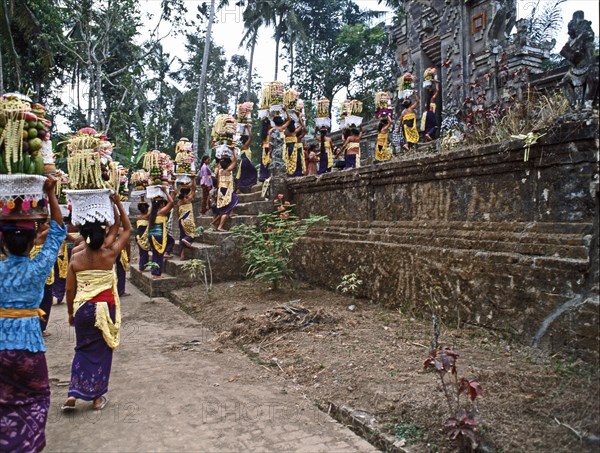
[[287, 121, 599, 361]]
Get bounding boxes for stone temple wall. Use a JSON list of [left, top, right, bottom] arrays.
[[287, 121, 599, 361]]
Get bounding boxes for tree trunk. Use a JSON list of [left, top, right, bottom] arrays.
[[193, 0, 215, 161], [246, 35, 255, 101], [274, 35, 280, 80], [95, 62, 103, 129], [289, 43, 294, 86], [0, 47, 4, 93], [203, 98, 210, 156]]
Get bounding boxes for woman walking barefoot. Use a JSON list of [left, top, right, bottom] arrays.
[[62, 194, 131, 411], [214, 154, 239, 231], [0, 176, 66, 452], [147, 187, 174, 278], [177, 177, 197, 260]]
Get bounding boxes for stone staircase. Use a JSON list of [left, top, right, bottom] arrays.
[[130, 184, 272, 298]]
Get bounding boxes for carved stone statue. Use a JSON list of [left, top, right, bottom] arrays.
[[486, 0, 517, 45], [560, 11, 599, 111]]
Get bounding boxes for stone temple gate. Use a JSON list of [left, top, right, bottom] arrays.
[[389, 0, 555, 122]]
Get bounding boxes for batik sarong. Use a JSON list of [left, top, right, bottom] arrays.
[[178, 203, 196, 248], [259, 140, 271, 182], [0, 350, 50, 453], [375, 132, 392, 162], [403, 112, 419, 144], [148, 216, 167, 276], [136, 220, 150, 271], [216, 174, 239, 215]]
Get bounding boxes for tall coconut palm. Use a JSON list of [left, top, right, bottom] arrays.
[[239, 2, 265, 101]]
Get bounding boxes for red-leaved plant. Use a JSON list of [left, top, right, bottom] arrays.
[[424, 345, 484, 452]]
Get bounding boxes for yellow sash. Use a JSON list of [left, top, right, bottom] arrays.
[[217, 174, 234, 209], [57, 241, 69, 279], [135, 219, 150, 251], [262, 139, 271, 166], [73, 269, 121, 349], [0, 308, 46, 319], [178, 203, 196, 238], [236, 148, 252, 180], [119, 249, 129, 271], [375, 133, 392, 161], [347, 142, 361, 168], [30, 244, 54, 285], [324, 142, 334, 168], [403, 112, 419, 144], [150, 216, 168, 254]]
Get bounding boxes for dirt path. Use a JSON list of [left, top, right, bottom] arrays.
[[43, 281, 376, 452]]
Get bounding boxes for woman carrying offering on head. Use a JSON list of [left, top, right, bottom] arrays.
[[135, 200, 151, 271], [401, 92, 419, 152], [214, 153, 239, 231], [258, 118, 272, 182], [177, 177, 197, 260], [317, 127, 334, 174], [342, 124, 363, 169], [147, 187, 174, 278], [0, 176, 66, 452], [375, 114, 393, 163], [236, 126, 257, 192], [284, 115, 305, 177], [199, 156, 214, 215], [62, 193, 131, 411]]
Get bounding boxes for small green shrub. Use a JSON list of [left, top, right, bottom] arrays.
[[231, 194, 327, 290], [336, 273, 363, 299]]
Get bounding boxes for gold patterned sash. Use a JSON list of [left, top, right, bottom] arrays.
[[74, 269, 121, 349]]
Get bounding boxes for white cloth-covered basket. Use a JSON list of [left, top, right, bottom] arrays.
[[175, 173, 192, 185], [0, 174, 48, 219], [345, 115, 363, 127], [315, 118, 331, 128], [257, 109, 269, 119], [146, 185, 166, 199], [269, 104, 287, 120], [64, 189, 115, 226]]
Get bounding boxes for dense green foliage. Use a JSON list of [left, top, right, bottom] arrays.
[[0, 0, 396, 161]]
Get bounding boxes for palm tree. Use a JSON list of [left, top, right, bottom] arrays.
[[239, 2, 264, 101], [193, 0, 216, 158]]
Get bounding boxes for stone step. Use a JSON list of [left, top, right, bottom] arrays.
[[130, 267, 195, 298], [234, 200, 274, 216], [172, 242, 218, 260], [164, 256, 210, 280], [237, 190, 266, 203], [196, 214, 259, 229], [201, 230, 235, 245]]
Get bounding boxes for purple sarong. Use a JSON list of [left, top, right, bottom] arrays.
[[150, 236, 165, 276], [287, 143, 304, 177], [179, 212, 194, 248], [115, 257, 126, 297], [39, 284, 53, 332], [53, 262, 66, 303], [259, 147, 270, 182], [318, 151, 331, 174], [0, 350, 50, 453], [238, 154, 257, 190], [165, 235, 175, 255], [216, 189, 239, 215], [345, 154, 357, 169], [68, 302, 114, 401]]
